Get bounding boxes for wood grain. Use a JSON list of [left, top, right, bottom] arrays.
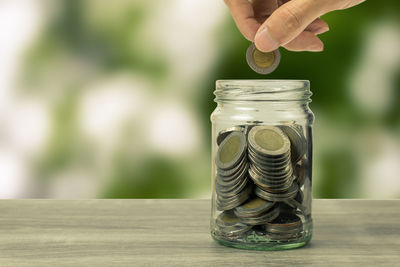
[[0, 199, 398, 266]]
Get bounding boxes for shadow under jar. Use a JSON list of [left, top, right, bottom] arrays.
[[210, 80, 314, 250]]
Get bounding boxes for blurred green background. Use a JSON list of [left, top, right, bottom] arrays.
[[0, 0, 399, 198]]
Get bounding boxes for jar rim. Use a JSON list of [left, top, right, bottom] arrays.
[[215, 79, 312, 102]]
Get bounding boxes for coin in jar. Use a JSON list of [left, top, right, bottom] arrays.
[[216, 126, 245, 146], [255, 182, 299, 202], [234, 196, 275, 218], [216, 211, 252, 237], [279, 125, 307, 164], [216, 131, 247, 170], [248, 126, 291, 157], [238, 205, 280, 225]]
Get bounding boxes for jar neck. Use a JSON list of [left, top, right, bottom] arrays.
[[214, 80, 312, 105]]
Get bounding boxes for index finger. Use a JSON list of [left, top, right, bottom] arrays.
[[224, 0, 261, 41]]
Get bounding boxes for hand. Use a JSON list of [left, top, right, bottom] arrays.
[[224, 0, 366, 52]]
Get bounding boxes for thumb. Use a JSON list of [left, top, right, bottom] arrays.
[[254, 0, 336, 52]]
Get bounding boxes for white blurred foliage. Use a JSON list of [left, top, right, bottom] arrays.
[[79, 74, 148, 147], [357, 130, 400, 198], [3, 99, 50, 155], [0, 151, 28, 198], [0, 0, 47, 198], [144, 0, 226, 88], [0, 0, 43, 106], [349, 21, 400, 115], [146, 101, 201, 156], [346, 20, 400, 198]]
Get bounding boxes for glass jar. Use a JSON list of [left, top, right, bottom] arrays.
[[210, 80, 314, 250]]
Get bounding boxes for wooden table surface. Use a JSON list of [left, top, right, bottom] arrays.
[[0, 199, 399, 266]]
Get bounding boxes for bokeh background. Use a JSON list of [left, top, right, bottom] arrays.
[[0, 0, 399, 199]]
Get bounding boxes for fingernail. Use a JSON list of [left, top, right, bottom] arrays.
[[314, 26, 329, 35], [254, 27, 279, 52], [308, 43, 324, 52]]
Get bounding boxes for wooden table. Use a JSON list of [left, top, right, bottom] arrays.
[[0, 199, 398, 266]]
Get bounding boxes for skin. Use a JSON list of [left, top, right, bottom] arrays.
[[224, 0, 366, 52]]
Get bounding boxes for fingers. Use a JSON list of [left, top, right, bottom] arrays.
[[252, 0, 278, 24], [226, 0, 364, 52], [254, 0, 334, 52], [306, 18, 329, 35], [224, 0, 261, 41], [283, 31, 324, 52]]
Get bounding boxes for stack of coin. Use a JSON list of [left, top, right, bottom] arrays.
[[216, 126, 245, 146], [293, 157, 307, 187], [263, 213, 303, 241], [234, 196, 279, 225], [215, 131, 251, 211], [279, 125, 307, 164], [247, 126, 295, 196], [215, 210, 252, 237], [214, 123, 309, 241]]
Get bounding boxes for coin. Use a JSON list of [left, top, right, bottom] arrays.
[[217, 157, 248, 180], [294, 157, 307, 186], [262, 213, 303, 240], [248, 167, 294, 192], [246, 43, 281, 75], [216, 211, 252, 237], [238, 205, 280, 225], [216, 131, 247, 170], [279, 125, 307, 164], [264, 213, 302, 233], [216, 184, 253, 211], [234, 197, 275, 218], [248, 149, 291, 169], [250, 162, 293, 179], [216, 177, 249, 198], [284, 193, 307, 214], [248, 126, 290, 157], [217, 126, 245, 146], [255, 182, 299, 202]]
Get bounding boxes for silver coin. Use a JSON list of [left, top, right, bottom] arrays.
[[251, 162, 293, 177], [248, 150, 291, 169], [216, 177, 249, 198], [248, 126, 291, 157], [217, 163, 249, 187], [247, 144, 290, 162], [217, 126, 245, 146], [216, 211, 252, 237], [294, 157, 307, 186], [279, 125, 307, 164], [216, 173, 245, 190], [216, 131, 247, 170], [246, 43, 281, 75], [254, 179, 294, 194], [238, 205, 280, 225], [248, 143, 291, 161], [264, 213, 302, 233], [250, 164, 293, 181], [234, 197, 275, 218], [217, 155, 248, 178], [248, 167, 294, 192], [248, 168, 292, 186], [217, 184, 253, 211], [255, 182, 299, 202]]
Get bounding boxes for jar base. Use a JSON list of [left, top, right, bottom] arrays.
[[211, 225, 312, 251]]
